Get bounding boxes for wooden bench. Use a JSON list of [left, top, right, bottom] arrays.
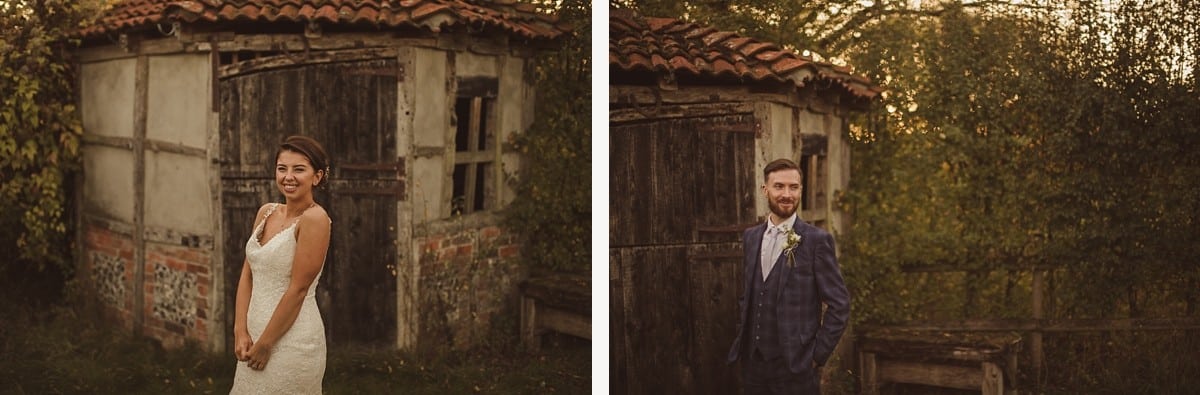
[[858, 329, 1021, 395], [520, 273, 590, 351]]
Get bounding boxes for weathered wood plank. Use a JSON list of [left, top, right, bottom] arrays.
[[521, 295, 539, 351], [686, 243, 743, 394], [611, 85, 797, 108], [538, 306, 590, 340], [132, 54, 149, 336], [211, 34, 438, 52], [613, 246, 694, 394], [860, 352, 879, 395], [218, 48, 397, 78], [862, 317, 1200, 332], [982, 361, 1004, 395], [879, 361, 981, 391], [609, 102, 755, 123], [219, 58, 400, 348], [610, 255, 628, 394], [610, 115, 758, 247], [521, 274, 589, 315]]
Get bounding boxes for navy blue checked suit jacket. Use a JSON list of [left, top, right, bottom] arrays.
[[727, 219, 851, 373]]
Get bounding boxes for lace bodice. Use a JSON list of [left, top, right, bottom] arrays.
[[231, 203, 326, 394]]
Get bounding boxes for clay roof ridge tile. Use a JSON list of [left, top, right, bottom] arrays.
[[644, 17, 676, 32], [709, 58, 737, 77], [738, 42, 776, 57], [659, 20, 695, 35], [701, 30, 735, 47], [411, 2, 451, 20], [669, 54, 700, 75], [351, 4, 380, 24], [312, 3, 340, 22], [682, 25, 715, 40], [216, 4, 239, 20], [723, 36, 753, 51], [278, 3, 300, 19], [770, 57, 812, 75]]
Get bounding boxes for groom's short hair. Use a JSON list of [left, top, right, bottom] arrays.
[[763, 158, 802, 181]]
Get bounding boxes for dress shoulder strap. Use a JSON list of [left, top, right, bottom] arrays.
[[253, 203, 281, 235], [264, 202, 281, 218]]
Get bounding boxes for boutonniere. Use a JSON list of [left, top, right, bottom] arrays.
[[783, 228, 803, 268]]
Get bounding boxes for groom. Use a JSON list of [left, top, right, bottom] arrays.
[[727, 158, 850, 395]]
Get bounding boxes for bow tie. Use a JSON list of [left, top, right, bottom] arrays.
[[769, 225, 789, 235]]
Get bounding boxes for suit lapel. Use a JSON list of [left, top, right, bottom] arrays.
[[774, 221, 804, 302], [745, 223, 766, 286]]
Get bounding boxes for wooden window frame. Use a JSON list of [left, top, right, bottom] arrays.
[[799, 133, 829, 225], [450, 77, 499, 217]]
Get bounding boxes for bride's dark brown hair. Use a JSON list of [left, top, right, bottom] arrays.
[[276, 135, 331, 189]]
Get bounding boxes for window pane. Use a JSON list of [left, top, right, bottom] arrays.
[[478, 99, 490, 151], [473, 163, 489, 211], [800, 155, 812, 211], [455, 98, 472, 152], [452, 163, 468, 215]]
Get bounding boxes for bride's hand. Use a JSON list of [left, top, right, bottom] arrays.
[[233, 331, 253, 361], [245, 342, 273, 371]]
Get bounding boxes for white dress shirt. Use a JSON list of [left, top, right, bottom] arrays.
[[759, 214, 797, 280]]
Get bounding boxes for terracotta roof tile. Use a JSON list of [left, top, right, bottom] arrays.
[[611, 9, 882, 99], [80, 0, 567, 41]]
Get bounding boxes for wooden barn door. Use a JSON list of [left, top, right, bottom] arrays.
[[610, 114, 759, 394], [220, 57, 401, 351]]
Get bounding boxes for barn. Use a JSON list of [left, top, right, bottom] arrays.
[[609, 9, 881, 393], [72, 0, 566, 354]]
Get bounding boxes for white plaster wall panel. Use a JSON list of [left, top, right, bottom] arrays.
[[147, 54, 211, 149], [498, 154, 519, 206], [82, 144, 135, 222], [395, 48, 416, 158], [798, 110, 824, 137], [145, 151, 212, 234], [766, 103, 794, 163], [755, 102, 796, 217], [412, 156, 445, 223], [455, 52, 498, 78], [80, 59, 136, 138], [496, 56, 526, 206], [413, 48, 448, 148], [826, 114, 850, 235]]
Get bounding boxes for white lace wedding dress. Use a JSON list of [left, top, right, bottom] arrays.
[[231, 203, 326, 394]]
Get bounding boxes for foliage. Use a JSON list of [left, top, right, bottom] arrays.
[[618, 0, 1200, 391], [504, 0, 591, 274], [0, 0, 104, 273], [0, 283, 590, 394], [835, 0, 1200, 325]]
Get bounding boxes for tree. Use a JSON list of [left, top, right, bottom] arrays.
[[1, 0, 105, 273], [616, 0, 1200, 388], [504, 0, 591, 274]]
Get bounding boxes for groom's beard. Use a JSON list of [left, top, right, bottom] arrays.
[[768, 197, 797, 219]]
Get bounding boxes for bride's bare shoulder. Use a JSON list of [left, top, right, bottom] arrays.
[[299, 205, 331, 228]]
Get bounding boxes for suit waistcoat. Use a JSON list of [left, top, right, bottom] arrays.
[[747, 256, 784, 359]]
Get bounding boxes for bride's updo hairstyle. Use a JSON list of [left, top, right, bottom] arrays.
[[276, 135, 331, 189]]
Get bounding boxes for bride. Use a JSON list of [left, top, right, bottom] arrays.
[[230, 135, 332, 394]]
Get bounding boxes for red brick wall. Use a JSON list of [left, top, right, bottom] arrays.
[[143, 243, 211, 349], [84, 225, 136, 331], [415, 223, 522, 353], [83, 223, 212, 349]]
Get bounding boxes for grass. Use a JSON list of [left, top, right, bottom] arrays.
[[0, 279, 589, 394]]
